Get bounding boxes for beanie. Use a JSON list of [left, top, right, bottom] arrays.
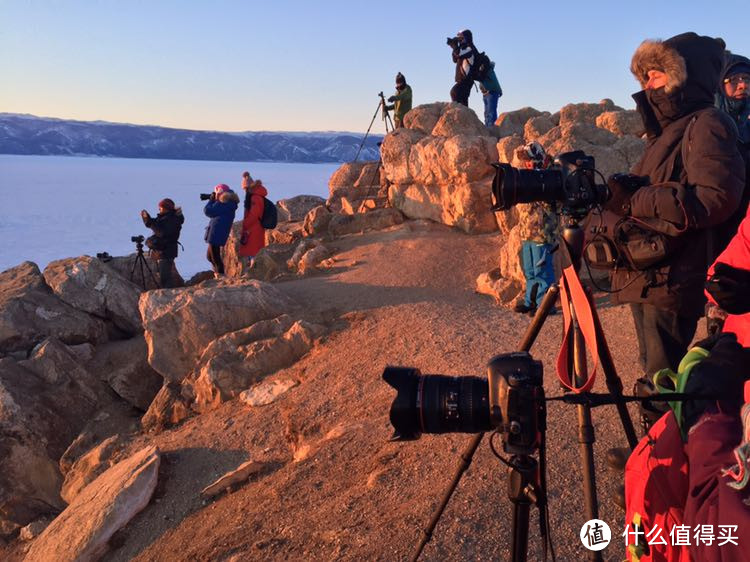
[[158, 198, 175, 211], [214, 184, 230, 194], [396, 72, 406, 85], [242, 172, 253, 190]]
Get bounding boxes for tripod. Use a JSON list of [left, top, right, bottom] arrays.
[[411, 217, 639, 562], [354, 92, 394, 162], [130, 238, 160, 291]]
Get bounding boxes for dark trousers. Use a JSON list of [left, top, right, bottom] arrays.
[[207, 244, 224, 274], [629, 303, 699, 376], [450, 77, 473, 106], [157, 258, 174, 288]]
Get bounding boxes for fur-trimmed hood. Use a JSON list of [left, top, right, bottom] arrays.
[[631, 33, 725, 101], [218, 190, 240, 204]]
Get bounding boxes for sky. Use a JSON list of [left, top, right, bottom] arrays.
[[2, 0, 750, 134]]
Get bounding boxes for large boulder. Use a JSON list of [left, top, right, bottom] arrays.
[[402, 102, 449, 134], [0, 262, 107, 354], [24, 446, 160, 562], [266, 221, 306, 245], [303, 205, 334, 237], [495, 107, 545, 137], [192, 317, 323, 411], [596, 110, 643, 137], [60, 434, 125, 504], [496, 135, 525, 164], [524, 114, 556, 140], [139, 280, 296, 381], [328, 208, 405, 237], [87, 336, 162, 411], [431, 103, 492, 137], [43, 255, 142, 334], [558, 99, 622, 126], [327, 162, 383, 213], [277, 195, 326, 222]]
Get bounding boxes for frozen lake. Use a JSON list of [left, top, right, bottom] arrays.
[[0, 155, 339, 277]]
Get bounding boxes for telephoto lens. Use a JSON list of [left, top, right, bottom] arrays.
[[382, 367, 491, 440]]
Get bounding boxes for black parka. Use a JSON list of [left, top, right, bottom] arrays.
[[610, 33, 745, 317], [143, 209, 184, 259]]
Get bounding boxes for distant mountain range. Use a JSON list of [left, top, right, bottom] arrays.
[[0, 113, 383, 163]]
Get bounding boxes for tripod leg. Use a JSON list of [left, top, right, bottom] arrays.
[[588, 292, 638, 449], [518, 284, 559, 352]]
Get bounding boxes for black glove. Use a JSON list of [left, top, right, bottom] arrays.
[[706, 262, 750, 315], [388, 96, 396, 102], [604, 173, 649, 215], [683, 333, 750, 429]]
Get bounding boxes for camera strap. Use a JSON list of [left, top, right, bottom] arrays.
[[556, 250, 600, 393]]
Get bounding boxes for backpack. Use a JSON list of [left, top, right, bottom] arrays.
[[473, 52, 492, 81], [260, 197, 278, 229]]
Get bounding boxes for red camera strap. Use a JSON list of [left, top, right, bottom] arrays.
[[556, 263, 600, 393]]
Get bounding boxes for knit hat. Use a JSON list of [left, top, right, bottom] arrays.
[[158, 198, 175, 211], [214, 184, 230, 194], [242, 171, 253, 190], [396, 72, 406, 86]]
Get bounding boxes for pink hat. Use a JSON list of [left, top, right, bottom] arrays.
[[214, 184, 230, 194]]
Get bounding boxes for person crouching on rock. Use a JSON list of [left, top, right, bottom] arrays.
[[141, 198, 184, 288], [513, 141, 558, 316], [204, 184, 240, 278], [239, 171, 268, 270]]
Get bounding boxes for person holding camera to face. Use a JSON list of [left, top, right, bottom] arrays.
[[203, 184, 240, 278], [140, 198, 183, 288], [448, 29, 477, 106], [385, 72, 412, 129]]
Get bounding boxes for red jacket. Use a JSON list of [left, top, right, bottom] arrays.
[[707, 205, 750, 346], [239, 184, 268, 257]]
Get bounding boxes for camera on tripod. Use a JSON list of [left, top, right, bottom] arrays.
[[491, 150, 610, 219], [131, 235, 145, 244], [383, 352, 543, 456]]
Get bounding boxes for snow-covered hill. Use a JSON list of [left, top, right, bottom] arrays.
[[0, 114, 383, 163]]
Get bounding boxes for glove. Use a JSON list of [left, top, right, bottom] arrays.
[[387, 96, 396, 102], [604, 173, 649, 215], [706, 262, 750, 315], [140, 210, 149, 219], [683, 333, 749, 430]]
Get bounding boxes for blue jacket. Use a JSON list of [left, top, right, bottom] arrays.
[[204, 190, 240, 246]]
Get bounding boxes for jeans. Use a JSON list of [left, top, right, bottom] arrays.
[[520, 241, 555, 307], [629, 303, 699, 376], [483, 91, 500, 127]]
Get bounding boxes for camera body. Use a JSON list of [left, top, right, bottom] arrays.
[[491, 150, 609, 219], [383, 352, 543, 455], [131, 235, 145, 244], [199, 193, 213, 201], [446, 36, 459, 48]]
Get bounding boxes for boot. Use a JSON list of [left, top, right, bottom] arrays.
[[513, 300, 534, 314]]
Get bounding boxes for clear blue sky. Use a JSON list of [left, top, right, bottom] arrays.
[[2, 0, 749, 134]]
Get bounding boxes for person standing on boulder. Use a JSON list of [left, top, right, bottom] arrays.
[[512, 142, 558, 315], [449, 29, 477, 106], [385, 73, 412, 129], [141, 198, 183, 288], [239, 171, 268, 270], [204, 184, 240, 278], [478, 61, 502, 127]]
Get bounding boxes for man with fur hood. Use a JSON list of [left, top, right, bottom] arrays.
[[605, 33, 745, 427]]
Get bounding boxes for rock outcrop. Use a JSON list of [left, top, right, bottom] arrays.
[[24, 446, 160, 562], [381, 103, 499, 234]]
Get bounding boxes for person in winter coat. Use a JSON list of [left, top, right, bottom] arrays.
[[385, 72, 412, 129], [141, 198, 183, 288], [603, 33, 745, 420], [512, 142, 558, 315], [239, 171, 267, 268], [449, 29, 477, 106], [204, 183, 239, 277], [478, 62, 502, 127]]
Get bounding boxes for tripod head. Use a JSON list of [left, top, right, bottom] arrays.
[[131, 234, 146, 256]]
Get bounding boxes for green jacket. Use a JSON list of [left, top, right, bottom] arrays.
[[388, 85, 412, 121], [479, 66, 502, 95]]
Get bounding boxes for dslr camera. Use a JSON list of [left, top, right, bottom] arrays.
[[383, 352, 543, 456], [446, 36, 460, 48], [491, 150, 609, 219], [199, 193, 214, 201], [131, 235, 145, 244]]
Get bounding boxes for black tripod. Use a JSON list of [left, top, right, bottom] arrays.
[[130, 236, 159, 291], [354, 92, 394, 162], [411, 218, 639, 562]]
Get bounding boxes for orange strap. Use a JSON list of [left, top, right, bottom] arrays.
[[556, 263, 600, 393]]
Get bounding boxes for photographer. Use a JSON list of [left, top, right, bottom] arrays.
[[448, 29, 477, 106], [385, 72, 412, 129], [603, 32, 744, 428], [204, 184, 240, 278], [239, 171, 267, 269], [140, 198, 183, 288]]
